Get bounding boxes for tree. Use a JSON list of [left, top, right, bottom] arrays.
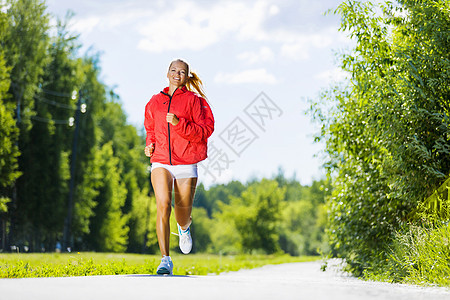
[[2, 0, 50, 251], [96, 91, 150, 252], [70, 55, 106, 250], [227, 179, 285, 254], [86, 142, 129, 252], [194, 180, 245, 217], [128, 189, 158, 254], [0, 39, 19, 250], [279, 179, 331, 256], [0, 4, 20, 194], [190, 207, 212, 253], [2, 0, 49, 128]]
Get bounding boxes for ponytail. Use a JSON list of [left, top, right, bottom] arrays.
[[186, 71, 207, 100]]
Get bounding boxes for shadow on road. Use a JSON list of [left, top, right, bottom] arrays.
[[125, 274, 191, 278]]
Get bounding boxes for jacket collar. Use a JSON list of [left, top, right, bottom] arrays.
[[161, 86, 188, 96]]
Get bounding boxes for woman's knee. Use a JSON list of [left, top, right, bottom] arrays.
[[157, 200, 172, 216]]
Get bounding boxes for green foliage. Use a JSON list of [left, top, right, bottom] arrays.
[[365, 224, 450, 287], [310, 0, 450, 277], [214, 179, 284, 254], [127, 189, 158, 254], [3, 0, 50, 129], [411, 176, 450, 223], [194, 175, 329, 256], [87, 142, 129, 252], [0, 0, 151, 253], [194, 181, 245, 217], [279, 179, 331, 256], [0, 197, 11, 214], [0, 5, 21, 194], [0, 53, 20, 190], [190, 207, 212, 253], [96, 93, 150, 252]]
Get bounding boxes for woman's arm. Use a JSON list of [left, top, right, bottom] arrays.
[[172, 97, 214, 143], [144, 100, 156, 146]]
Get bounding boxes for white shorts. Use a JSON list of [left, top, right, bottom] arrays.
[[151, 162, 198, 179]]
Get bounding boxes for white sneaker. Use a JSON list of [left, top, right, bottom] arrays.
[[177, 223, 192, 254], [156, 256, 173, 275]]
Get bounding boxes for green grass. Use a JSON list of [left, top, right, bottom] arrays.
[[0, 252, 319, 278], [363, 223, 450, 287]]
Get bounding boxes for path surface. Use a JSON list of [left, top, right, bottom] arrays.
[[1, 261, 449, 300]]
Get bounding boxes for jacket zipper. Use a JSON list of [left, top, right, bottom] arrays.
[[162, 88, 177, 165]]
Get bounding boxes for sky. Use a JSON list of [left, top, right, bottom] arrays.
[[45, 0, 352, 188]]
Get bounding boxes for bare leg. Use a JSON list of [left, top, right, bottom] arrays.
[[173, 177, 197, 230], [151, 168, 173, 257]]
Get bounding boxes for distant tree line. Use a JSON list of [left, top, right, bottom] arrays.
[[190, 174, 330, 256]]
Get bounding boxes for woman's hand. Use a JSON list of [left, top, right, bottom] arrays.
[[166, 113, 179, 126], [144, 143, 155, 157]]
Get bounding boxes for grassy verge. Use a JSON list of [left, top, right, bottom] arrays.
[[363, 223, 450, 287], [0, 252, 319, 278]]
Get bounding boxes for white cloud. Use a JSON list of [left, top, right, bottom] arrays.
[[278, 27, 335, 61], [65, 0, 344, 61], [315, 67, 349, 82], [237, 47, 275, 64], [70, 16, 101, 35], [214, 68, 278, 85], [136, 1, 277, 53], [280, 43, 310, 61], [69, 8, 154, 34], [268, 4, 280, 16]]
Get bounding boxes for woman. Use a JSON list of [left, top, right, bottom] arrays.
[[144, 59, 214, 275]]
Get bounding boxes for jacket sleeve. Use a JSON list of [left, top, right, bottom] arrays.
[[173, 96, 214, 143], [144, 100, 156, 146]]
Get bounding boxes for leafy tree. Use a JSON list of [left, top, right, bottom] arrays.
[[128, 189, 158, 253], [70, 56, 106, 249], [2, 0, 49, 128], [194, 180, 245, 217], [227, 179, 285, 254], [190, 207, 212, 253], [193, 174, 329, 255], [86, 142, 129, 252], [96, 91, 150, 252], [17, 17, 83, 251], [279, 179, 330, 256], [2, 0, 50, 250], [209, 206, 241, 254], [0, 7, 20, 194]]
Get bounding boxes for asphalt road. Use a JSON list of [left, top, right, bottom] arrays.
[[1, 260, 449, 300]]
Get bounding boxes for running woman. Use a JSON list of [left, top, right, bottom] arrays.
[[144, 59, 214, 275]]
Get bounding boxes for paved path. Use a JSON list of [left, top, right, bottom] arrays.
[[1, 261, 449, 300]]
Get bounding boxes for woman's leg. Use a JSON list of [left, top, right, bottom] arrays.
[[151, 168, 174, 257], [173, 177, 197, 229]]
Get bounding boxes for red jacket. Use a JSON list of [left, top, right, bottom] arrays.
[[144, 86, 214, 165]]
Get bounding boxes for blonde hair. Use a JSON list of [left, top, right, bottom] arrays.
[[169, 59, 207, 99]]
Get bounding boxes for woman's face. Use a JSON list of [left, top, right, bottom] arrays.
[[167, 61, 188, 87]]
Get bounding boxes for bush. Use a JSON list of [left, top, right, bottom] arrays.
[[310, 0, 450, 277], [365, 223, 450, 287]]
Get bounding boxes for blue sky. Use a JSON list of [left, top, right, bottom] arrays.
[[46, 0, 351, 188]]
